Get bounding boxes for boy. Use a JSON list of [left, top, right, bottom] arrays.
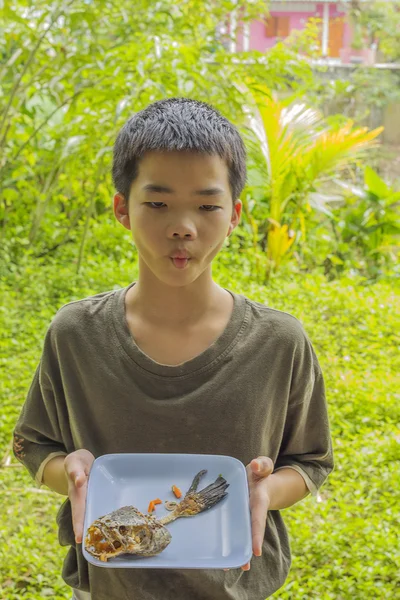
[[13, 97, 333, 600]]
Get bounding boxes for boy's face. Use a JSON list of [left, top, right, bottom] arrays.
[[113, 150, 242, 286]]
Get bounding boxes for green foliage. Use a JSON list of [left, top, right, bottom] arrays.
[[356, 0, 400, 62], [1, 1, 397, 281], [0, 251, 399, 598], [307, 68, 400, 121], [0, 0, 316, 268], [310, 166, 400, 281], [238, 85, 385, 278]]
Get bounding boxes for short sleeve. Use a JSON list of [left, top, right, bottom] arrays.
[[13, 325, 68, 487], [273, 329, 334, 496]]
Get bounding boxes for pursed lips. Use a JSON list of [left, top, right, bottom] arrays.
[[170, 252, 191, 259]]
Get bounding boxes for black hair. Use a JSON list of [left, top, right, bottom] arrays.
[[112, 97, 247, 205]]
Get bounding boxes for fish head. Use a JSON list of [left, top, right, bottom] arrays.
[[84, 505, 172, 562]]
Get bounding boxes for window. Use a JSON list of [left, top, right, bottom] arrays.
[[265, 15, 290, 38]]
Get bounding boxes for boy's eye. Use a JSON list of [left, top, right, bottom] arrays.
[[146, 202, 220, 211]]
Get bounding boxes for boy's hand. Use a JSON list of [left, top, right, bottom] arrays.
[[236, 456, 274, 572], [64, 449, 95, 544]]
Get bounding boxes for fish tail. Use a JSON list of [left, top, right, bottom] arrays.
[[196, 475, 229, 510], [159, 473, 230, 526]]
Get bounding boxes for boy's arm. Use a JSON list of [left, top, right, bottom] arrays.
[[42, 455, 68, 495], [243, 332, 333, 571], [264, 466, 309, 510], [272, 334, 334, 496], [13, 365, 68, 486], [13, 323, 69, 487]]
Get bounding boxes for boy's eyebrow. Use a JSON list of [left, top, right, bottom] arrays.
[[142, 184, 225, 196]]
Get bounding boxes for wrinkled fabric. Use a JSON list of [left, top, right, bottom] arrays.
[[72, 589, 91, 600]]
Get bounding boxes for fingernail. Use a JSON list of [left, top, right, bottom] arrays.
[[255, 548, 262, 557]]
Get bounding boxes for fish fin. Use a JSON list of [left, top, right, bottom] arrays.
[[186, 469, 207, 494]]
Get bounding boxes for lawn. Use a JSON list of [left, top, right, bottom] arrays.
[[1, 252, 399, 600]]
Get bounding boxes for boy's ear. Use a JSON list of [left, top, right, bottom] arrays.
[[113, 193, 131, 231], [228, 199, 242, 235]]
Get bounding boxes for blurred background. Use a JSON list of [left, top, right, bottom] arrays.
[[1, 1, 399, 598]]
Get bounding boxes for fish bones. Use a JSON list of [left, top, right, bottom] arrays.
[[84, 469, 229, 562]]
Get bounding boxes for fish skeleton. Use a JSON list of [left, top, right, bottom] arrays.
[[84, 469, 229, 562]]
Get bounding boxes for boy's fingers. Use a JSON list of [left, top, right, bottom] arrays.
[[70, 482, 88, 543], [250, 457, 274, 478], [250, 487, 269, 556], [74, 474, 85, 487], [64, 452, 94, 543], [65, 454, 86, 480]]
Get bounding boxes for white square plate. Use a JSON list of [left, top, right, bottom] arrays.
[[82, 453, 252, 569]]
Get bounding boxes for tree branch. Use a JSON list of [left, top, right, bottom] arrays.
[[0, 0, 75, 147]]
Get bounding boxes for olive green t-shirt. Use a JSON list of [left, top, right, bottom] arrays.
[[13, 282, 333, 600]]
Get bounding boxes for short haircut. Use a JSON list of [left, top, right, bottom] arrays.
[[112, 97, 247, 205]]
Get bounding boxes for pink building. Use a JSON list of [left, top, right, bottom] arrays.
[[224, 0, 377, 65]]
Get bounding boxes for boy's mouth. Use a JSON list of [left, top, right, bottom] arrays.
[[170, 257, 191, 269]]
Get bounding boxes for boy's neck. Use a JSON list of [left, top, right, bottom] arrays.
[[125, 274, 231, 330]]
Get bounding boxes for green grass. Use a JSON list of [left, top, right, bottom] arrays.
[[1, 247, 399, 599]]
